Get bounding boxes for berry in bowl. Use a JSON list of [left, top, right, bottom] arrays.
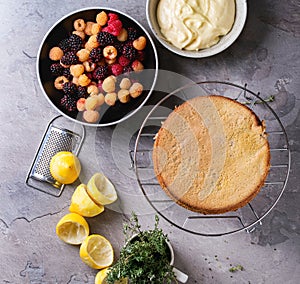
[[37, 8, 158, 126]]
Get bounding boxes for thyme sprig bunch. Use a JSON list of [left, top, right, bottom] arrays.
[[106, 213, 177, 284]]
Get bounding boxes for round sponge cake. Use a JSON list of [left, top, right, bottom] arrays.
[[152, 95, 270, 214]]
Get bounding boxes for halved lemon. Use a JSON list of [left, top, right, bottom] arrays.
[[69, 184, 104, 217], [56, 213, 89, 245], [50, 151, 81, 184], [86, 173, 117, 205], [79, 234, 114, 269], [95, 268, 109, 284], [95, 268, 128, 284]]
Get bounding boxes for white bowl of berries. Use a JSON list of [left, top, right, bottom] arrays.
[[37, 7, 158, 126]]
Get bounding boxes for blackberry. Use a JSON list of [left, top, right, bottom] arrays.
[[97, 31, 116, 46], [58, 38, 70, 52], [114, 42, 124, 55], [124, 41, 133, 47], [127, 27, 138, 41], [68, 34, 83, 52], [122, 45, 137, 61], [62, 68, 73, 80], [93, 65, 109, 80], [89, 47, 103, 63], [122, 66, 133, 75], [61, 52, 78, 66], [60, 95, 77, 112], [62, 82, 78, 96], [50, 63, 64, 76], [77, 86, 88, 99]]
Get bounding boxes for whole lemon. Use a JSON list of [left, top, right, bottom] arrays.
[[50, 151, 81, 184]]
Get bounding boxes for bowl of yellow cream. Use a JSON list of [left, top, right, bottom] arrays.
[[146, 0, 247, 58]]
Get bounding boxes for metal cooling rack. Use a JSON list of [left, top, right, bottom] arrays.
[[133, 81, 291, 236]]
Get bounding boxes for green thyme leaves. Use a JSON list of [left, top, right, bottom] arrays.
[[106, 212, 176, 284], [229, 264, 244, 273]]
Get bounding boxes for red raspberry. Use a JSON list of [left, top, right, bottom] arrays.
[[102, 26, 114, 34], [108, 13, 119, 22], [118, 55, 131, 67], [111, 63, 123, 76], [107, 19, 122, 36], [137, 50, 145, 62]]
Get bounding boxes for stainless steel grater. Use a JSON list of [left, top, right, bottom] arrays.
[[26, 116, 85, 196]]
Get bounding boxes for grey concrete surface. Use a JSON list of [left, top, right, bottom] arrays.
[[0, 0, 299, 283]]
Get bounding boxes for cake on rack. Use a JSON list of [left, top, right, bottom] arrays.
[[152, 95, 270, 214]]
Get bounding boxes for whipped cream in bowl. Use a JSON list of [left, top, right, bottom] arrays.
[[146, 0, 247, 58]]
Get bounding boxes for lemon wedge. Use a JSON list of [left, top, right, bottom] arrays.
[[69, 184, 104, 217], [50, 151, 81, 184], [86, 173, 117, 205], [80, 234, 114, 269], [56, 213, 89, 245]]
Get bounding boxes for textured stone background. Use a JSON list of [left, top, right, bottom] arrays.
[[0, 0, 299, 283]]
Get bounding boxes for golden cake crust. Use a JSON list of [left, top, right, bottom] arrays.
[[152, 95, 270, 214]]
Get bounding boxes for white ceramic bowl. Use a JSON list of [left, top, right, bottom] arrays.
[[37, 7, 158, 127], [146, 0, 247, 58]]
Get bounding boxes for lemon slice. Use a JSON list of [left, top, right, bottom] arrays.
[[86, 173, 117, 205], [50, 151, 81, 184], [69, 184, 104, 217], [56, 213, 89, 245], [80, 234, 114, 269]]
